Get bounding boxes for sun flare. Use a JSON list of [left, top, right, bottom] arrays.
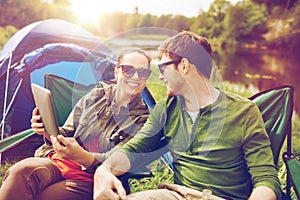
[[71, 0, 104, 23]]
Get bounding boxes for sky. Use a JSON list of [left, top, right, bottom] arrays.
[[70, 0, 242, 19]]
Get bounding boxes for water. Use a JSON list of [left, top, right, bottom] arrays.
[[213, 47, 300, 114]]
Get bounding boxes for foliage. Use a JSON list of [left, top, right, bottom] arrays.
[[0, 25, 18, 51], [129, 159, 173, 193], [289, 3, 300, 30], [0, 0, 58, 28], [208, 0, 231, 22], [223, 1, 269, 42], [0, 162, 12, 184], [190, 12, 214, 38], [251, 0, 298, 13], [222, 81, 256, 97], [190, 0, 230, 39]]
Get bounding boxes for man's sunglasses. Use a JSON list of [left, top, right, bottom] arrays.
[[157, 59, 182, 74], [118, 65, 152, 80]]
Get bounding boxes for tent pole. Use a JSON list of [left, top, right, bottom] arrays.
[[0, 52, 13, 164], [0, 78, 23, 130], [1, 52, 12, 140]]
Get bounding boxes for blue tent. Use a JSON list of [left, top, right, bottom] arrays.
[[0, 19, 116, 139]]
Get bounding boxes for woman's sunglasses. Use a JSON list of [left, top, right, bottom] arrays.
[[118, 65, 152, 81]]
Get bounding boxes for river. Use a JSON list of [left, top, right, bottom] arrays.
[[213, 47, 300, 114]]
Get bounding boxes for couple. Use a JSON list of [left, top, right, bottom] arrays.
[[0, 31, 281, 200]]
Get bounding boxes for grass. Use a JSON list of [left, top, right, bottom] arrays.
[[129, 159, 174, 193], [0, 162, 11, 184]]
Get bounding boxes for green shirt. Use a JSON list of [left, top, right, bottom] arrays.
[[122, 90, 281, 200]]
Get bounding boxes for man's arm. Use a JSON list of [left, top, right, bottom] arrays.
[[243, 103, 281, 199], [248, 186, 277, 200], [93, 151, 131, 200], [93, 100, 168, 200]]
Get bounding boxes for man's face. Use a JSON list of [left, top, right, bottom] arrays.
[[158, 54, 185, 96], [115, 51, 150, 98]]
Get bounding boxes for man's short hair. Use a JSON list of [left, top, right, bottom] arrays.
[[158, 31, 212, 78]]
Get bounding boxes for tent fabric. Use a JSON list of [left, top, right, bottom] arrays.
[[20, 43, 97, 74], [0, 19, 114, 76], [16, 43, 115, 80], [0, 19, 116, 139]]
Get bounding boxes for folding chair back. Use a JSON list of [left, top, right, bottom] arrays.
[[249, 85, 294, 166], [44, 74, 96, 126], [249, 85, 298, 199]]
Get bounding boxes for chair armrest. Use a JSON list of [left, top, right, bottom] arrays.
[[0, 129, 35, 153]]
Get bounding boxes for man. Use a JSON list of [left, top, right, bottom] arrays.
[[0, 48, 152, 200], [93, 31, 282, 200]]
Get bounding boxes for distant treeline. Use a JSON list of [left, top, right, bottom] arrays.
[[1, 0, 300, 50]]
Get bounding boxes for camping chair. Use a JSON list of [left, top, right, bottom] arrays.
[[248, 85, 298, 199]]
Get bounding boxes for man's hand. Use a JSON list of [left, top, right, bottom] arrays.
[[93, 166, 127, 200], [248, 186, 277, 200]]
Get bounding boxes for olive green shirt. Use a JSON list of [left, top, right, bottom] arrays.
[[122, 90, 281, 199]]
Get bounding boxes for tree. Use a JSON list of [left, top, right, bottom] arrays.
[[251, 0, 298, 13], [0, 0, 54, 28], [223, 1, 268, 42], [190, 0, 231, 39], [138, 14, 155, 28], [172, 15, 192, 31], [124, 13, 140, 30], [156, 14, 172, 28], [190, 12, 214, 38], [0, 25, 18, 50], [208, 0, 231, 22]]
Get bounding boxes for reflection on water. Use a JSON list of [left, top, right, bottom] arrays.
[[213, 48, 300, 114]]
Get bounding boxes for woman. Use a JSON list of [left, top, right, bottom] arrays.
[[0, 48, 152, 200]]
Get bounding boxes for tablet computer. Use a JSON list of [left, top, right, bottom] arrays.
[[31, 83, 59, 136]]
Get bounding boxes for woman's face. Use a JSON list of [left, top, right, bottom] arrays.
[[115, 51, 150, 98]]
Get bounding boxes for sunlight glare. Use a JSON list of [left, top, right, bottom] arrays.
[[71, 0, 103, 23]]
